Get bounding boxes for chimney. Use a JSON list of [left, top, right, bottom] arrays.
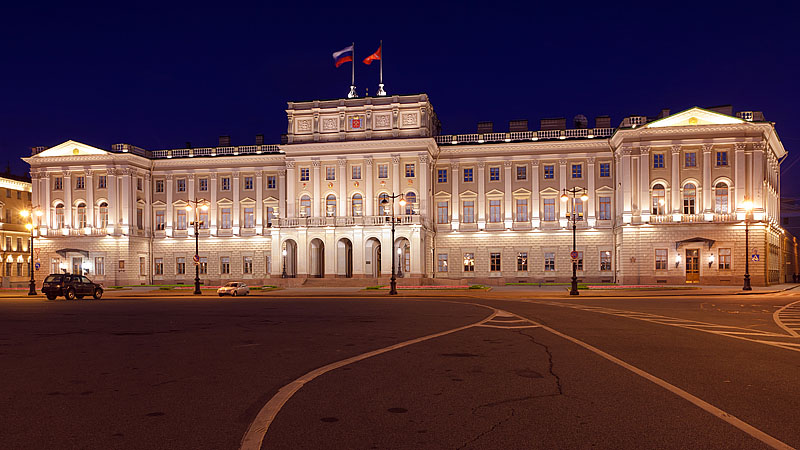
[[509, 120, 528, 132], [31, 146, 46, 155], [540, 118, 566, 131], [573, 115, 588, 129], [660, 109, 671, 118], [218, 135, 231, 147], [594, 116, 611, 128], [185, 141, 192, 149], [255, 134, 265, 146], [477, 121, 493, 134]]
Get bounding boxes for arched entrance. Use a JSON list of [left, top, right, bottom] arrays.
[[366, 237, 381, 278], [394, 237, 410, 278], [337, 238, 353, 278], [309, 238, 325, 278], [282, 239, 298, 277]]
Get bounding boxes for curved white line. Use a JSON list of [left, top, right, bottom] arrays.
[[774, 300, 800, 337]]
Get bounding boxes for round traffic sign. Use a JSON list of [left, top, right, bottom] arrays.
[[570, 250, 579, 260]]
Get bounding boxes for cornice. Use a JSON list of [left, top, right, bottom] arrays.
[[438, 139, 610, 155], [152, 155, 285, 169], [281, 137, 438, 156]]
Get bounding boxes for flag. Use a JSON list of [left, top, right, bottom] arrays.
[[332, 45, 354, 68], [363, 45, 381, 65]]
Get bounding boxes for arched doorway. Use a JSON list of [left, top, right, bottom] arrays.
[[337, 238, 353, 278], [394, 237, 410, 277], [282, 239, 298, 277], [366, 237, 381, 278], [309, 238, 325, 278]]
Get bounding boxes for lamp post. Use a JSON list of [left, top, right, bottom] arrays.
[[20, 208, 43, 296], [742, 200, 753, 291], [380, 192, 406, 295], [186, 199, 209, 295], [561, 187, 589, 296], [281, 248, 288, 278]]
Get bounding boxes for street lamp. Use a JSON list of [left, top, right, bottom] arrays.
[[561, 187, 589, 296], [20, 209, 43, 296], [281, 248, 288, 278], [742, 200, 753, 291], [186, 199, 209, 295], [380, 193, 406, 295]]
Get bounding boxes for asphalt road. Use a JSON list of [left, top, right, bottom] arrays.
[[1, 291, 798, 449]]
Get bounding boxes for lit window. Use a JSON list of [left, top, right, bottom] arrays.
[[437, 254, 448, 272], [199, 257, 207, 274], [154, 258, 163, 275], [719, 248, 731, 270], [715, 182, 728, 213], [243, 256, 253, 274], [652, 184, 666, 215], [463, 253, 475, 272], [600, 251, 611, 271], [683, 183, 696, 214], [517, 252, 528, 271], [655, 249, 667, 270]]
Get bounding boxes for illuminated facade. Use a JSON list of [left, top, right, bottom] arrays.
[[0, 175, 33, 287], [24, 95, 789, 286]]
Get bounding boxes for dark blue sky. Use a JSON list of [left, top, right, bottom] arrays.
[[3, 2, 799, 193]]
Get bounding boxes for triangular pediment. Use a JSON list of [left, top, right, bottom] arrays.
[[646, 107, 744, 128], [33, 140, 110, 157]]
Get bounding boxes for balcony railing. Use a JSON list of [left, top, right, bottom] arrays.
[[151, 144, 281, 159], [277, 215, 424, 228], [434, 128, 615, 145]]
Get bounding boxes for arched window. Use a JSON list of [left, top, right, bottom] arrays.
[[326, 194, 337, 217], [404, 192, 417, 215], [351, 193, 363, 217], [300, 195, 311, 217], [55, 204, 65, 229], [77, 203, 87, 228], [715, 182, 728, 213], [683, 183, 696, 214], [652, 184, 666, 215], [99, 202, 108, 228], [378, 193, 390, 216]]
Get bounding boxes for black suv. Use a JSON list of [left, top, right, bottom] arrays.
[[42, 274, 104, 300]]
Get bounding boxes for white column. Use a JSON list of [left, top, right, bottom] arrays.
[[165, 174, 174, 236], [503, 161, 512, 228], [232, 171, 240, 234], [285, 162, 295, 218], [63, 171, 72, 229], [365, 158, 374, 216], [188, 175, 196, 237], [106, 169, 116, 231], [43, 174, 51, 231], [477, 161, 486, 228], [391, 155, 400, 215], [621, 150, 632, 223], [531, 160, 540, 228], [312, 160, 321, 217], [144, 173, 151, 235], [85, 170, 94, 227], [559, 159, 567, 226], [209, 173, 218, 233], [631, 154, 639, 212], [671, 145, 681, 217], [752, 142, 765, 217], [450, 162, 459, 228], [639, 148, 649, 222], [702, 144, 712, 218], [255, 171, 264, 233], [419, 154, 429, 217], [338, 159, 347, 217], [734, 142, 746, 212], [587, 157, 596, 226], [270, 230, 281, 276]]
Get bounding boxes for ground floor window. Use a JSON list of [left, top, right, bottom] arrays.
[[221, 257, 230, 274], [517, 252, 528, 271], [51, 258, 60, 274], [5, 262, 11, 276], [544, 252, 555, 271], [655, 249, 667, 270], [139, 257, 146, 276], [490, 253, 501, 272], [600, 251, 611, 271], [266, 255, 271, 274], [16, 262, 22, 276], [574, 251, 583, 271], [199, 257, 208, 275], [154, 258, 163, 275], [437, 254, 448, 272], [719, 248, 731, 270], [463, 253, 475, 272], [176, 257, 185, 275], [95, 257, 105, 276], [243, 256, 253, 274]]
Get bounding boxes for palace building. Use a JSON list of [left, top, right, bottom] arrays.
[[23, 94, 791, 287]]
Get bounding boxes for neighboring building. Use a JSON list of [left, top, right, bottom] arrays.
[[23, 95, 790, 286], [0, 174, 33, 287]]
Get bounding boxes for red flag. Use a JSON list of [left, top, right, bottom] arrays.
[[363, 46, 381, 65]]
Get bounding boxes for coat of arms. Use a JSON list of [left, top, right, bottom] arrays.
[[351, 117, 362, 129]]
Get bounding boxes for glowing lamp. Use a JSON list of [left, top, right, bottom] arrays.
[[742, 200, 753, 212], [580, 194, 589, 202], [20, 210, 30, 218]]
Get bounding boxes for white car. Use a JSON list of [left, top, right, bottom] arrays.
[[217, 282, 250, 297]]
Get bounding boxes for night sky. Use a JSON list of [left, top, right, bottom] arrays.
[[3, 2, 799, 193]]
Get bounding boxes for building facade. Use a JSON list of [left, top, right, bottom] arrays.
[[24, 94, 789, 287], [0, 175, 33, 287]]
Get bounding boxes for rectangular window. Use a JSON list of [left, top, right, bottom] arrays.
[[543, 165, 554, 179], [351, 166, 361, 180], [137, 177, 143, 191], [221, 208, 231, 229], [517, 252, 528, 271], [463, 168, 473, 182], [136, 208, 143, 229], [199, 210, 209, 229], [437, 254, 448, 272], [326, 166, 336, 181], [244, 207, 255, 228], [154, 258, 163, 275], [155, 180, 164, 193], [575, 251, 584, 271], [462, 201, 475, 223], [177, 179, 186, 192], [516, 165, 527, 180], [653, 154, 665, 169], [54, 177, 63, 190], [5, 261, 10, 276], [199, 178, 208, 191], [220, 257, 230, 274], [489, 200, 501, 222], [98, 175, 107, 189], [572, 164, 582, 178], [437, 201, 449, 224], [176, 209, 187, 230], [719, 248, 731, 270], [95, 257, 104, 275], [243, 256, 253, 274], [154, 210, 166, 230], [244, 176, 254, 190], [405, 164, 415, 177], [600, 251, 612, 271], [655, 249, 668, 270], [16, 238, 22, 251], [221, 177, 231, 191], [76, 176, 85, 190], [489, 167, 500, 181], [267, 176, 276, 189], [685, 152, 696, 167], [490, 253, 501, 272], [378, 164, 388, 179], [515, 198, 528, 222], [599, 197, 611, 220], [543, 198, 556, 221], [119, 260, 125, 270], [716, 151, 728, 167], [300, 168, 310, 181], [463, 253, 475, 272], [199, 257, 207, 275], [17, 262, 22, 277], [176, 257, 185, 275], [437, 169, 447, 183], [544, 252, 555, 271], [4, 237, 10, 251], [139, 257, 146, 276], [600, 163, 611, 177]]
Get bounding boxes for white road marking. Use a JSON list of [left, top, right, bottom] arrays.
[[774, 300, 800, 337]]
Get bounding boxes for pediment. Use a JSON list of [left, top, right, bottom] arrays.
[[646, 107, 744, 128], [459, 190, 477, 198], [434, 190, 451, 198], [540, 187, 560, 195], [33, 140, 110, 157], [512, 188, 531, 195], [486, 189, 504, 196]]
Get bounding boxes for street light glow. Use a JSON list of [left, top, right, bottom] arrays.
[[20, 210, 30, 218], [742, 200, 753, 212]]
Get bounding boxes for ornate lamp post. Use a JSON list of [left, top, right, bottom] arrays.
[[380, 193, 406, 295], [186, 199, 209, 295], [561, 187, 589, 296], [742, 200, 753, 291], [20, 208, 43, 296], [281, 248, 288, 278]]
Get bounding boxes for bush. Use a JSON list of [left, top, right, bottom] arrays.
[[365, 286, 382, 290], [469, 284, 486, 290]]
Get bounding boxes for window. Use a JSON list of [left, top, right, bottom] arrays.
[[139, 257, 146, 276], [437, 201, 449, 224], [95, 257, 104, 276], [220, 257, 230, 274], [5, 262, 10, 276], [544, 252, 555, 271], [55, 204, 65, 229], [155, 180, 164, 193], [517, 252, 528, 271], [463, 253, 475, 272], [600, 251, 611, 271], [300, 196, 311, 217], [653, 154, 664, 169], [300, 168, 310, 181], [600, 163, 611, 177], [572, 164, 582, 178], [573, 199, 584, 220], [154, 258, 163, 275], [599, 197, 611, 220], [463, 168, 473, 182], [652, 184, 666, 215], [489, 167, 500, 181], [176, 209, 187, 230], [17, 262, 22, 277], [462, 201, 475, 223], [155, 210, 165, 230], [137, 208, 144, 229], [99, 202, 108, 228], [516, 165, 527, 180], [199, 257, 207, 275], [16, 238, 22, 251], [352, 194, 363, 216], [326, 195, 337, 217], [685, 152, 696, 167], [199, 178, 208, 191], [266, 207, 275, 226], [326, 166, 336, 181], [244, 207, 255, 228], [489, 200, 501, 223], [490, 253, 501, 272], [543, 165, 554, 179], [716, 151, 728, 167], [220, 177, 230, 191], [137, 177, 143, 191], [77, 203, 87, 228], [574, 251, 584, 271], [243, 256, 253, 274], [378, 164, 388, 179], [244, 176, 254, 190], [543, 198, 556, 221], [437, 254, 448, 272], [655, 249, 668, 270], [221, 208, 231, 229], [378, 193, 389, 216], [515, 198, 528, 222], [4, 237, 10, 251], [98, 175, 107, 189], [438, 169, 447, 183], [405, 164, 415, 177], [54, 177, 63, 190], [715, 182, 728, 213], [683, 183, 696, 214], [404, 192, 416, 215], [176, 257, 185, 275], [177, 179, 186, 192], [76, 176, 85, 190], [351, 166, 361, 180], [199, 210, 209, 229], [719, 248, 731, 270], [267, 176, 276, 189]]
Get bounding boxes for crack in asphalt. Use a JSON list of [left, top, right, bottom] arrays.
[[456, 407, 516, 450], [518, 330, 564, 396]]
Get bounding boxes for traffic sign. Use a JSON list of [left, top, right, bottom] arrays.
[[752, 254, 760, 262], [570, 250, 579, 260], [193, 254, 200, 265], [34, 262, 41, 271]]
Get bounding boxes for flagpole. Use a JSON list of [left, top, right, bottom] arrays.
[[348, 41, 357, 98], [377, 40, 386, 97]]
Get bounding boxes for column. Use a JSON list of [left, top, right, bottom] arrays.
[[85, 169, 94, 227], [365, 158, 374, 216], [285, 161, 295, 218], [165, 174, 174, 236], [734, 142, 746, 213], [63, 171, 72, 229], [419, 154, 429, 217], [450, 162, 460, 228], [338, 159, 347, 217], [43, 174, 51, 231], [671, 145, 681, 217], [188, 174, 196, 236], [587, 157, 596, 226], [255, 171, 264, 233], [639, 148, 649, 221], [503, 160, 512, 228], [144, 173, 151, 235], [559, 159, 567, 226], [752, 142, 765, 217], [391, 155, 400, 216], [631, 154, 639, 212], [312, 160, 321, 217], [121, 169, 131, 231], [232, 171, 240, 234], [702, 144, 712, 218], [531, 160, 540, 228], [209, 173, 218, 233], [621, 150, 632, 223], [106, 169, 116, 231], [477, 161, 486, 228]]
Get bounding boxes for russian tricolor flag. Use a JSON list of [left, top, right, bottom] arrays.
[[332, 45, 354, 68]]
